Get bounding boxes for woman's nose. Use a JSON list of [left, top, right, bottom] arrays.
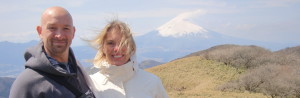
[[113, 46, 119, 52]]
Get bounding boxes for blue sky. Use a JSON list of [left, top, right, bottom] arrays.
[[0, 0, 299, 46]]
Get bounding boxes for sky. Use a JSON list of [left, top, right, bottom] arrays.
[[0, 0, 300, 46]]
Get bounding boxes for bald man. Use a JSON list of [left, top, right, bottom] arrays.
[[9, 6, 95, 98]]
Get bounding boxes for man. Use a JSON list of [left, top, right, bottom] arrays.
[[9, 6, 95, 98]]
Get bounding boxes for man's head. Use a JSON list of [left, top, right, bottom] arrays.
[[37, 6, 75, 62]]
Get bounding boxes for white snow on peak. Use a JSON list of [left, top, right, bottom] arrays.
[[157, 9, 208, 38]]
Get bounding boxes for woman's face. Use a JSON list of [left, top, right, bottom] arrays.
[[103, 29, 130, 66]]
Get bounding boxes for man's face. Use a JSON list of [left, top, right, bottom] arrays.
[[37, 11, 75, 57]]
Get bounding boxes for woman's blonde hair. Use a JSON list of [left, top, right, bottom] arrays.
[[91, 19, 136, 66]]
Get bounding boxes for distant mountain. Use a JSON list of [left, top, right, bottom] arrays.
[[139, 60, 164, 69], [0, 41, 37, 77], [0, 77, 15, 98], [135, 28, 284, 63], [71, 45, 97, 67], [0, 41, 96, 77]]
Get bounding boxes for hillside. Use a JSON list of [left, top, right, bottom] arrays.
[[167, 44, 300, 97], [183, 44, 271, 58], [146, 56, 268, 98], [274, 46, 300, 59], [181, 44, 272, 69]]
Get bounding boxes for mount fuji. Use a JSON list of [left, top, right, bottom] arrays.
[[134, 12, 287, 63]]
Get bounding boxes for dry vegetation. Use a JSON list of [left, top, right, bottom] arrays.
[[147, 44, 300, 98], [146, 56, 267, 98], [184, 44, 272, 69]]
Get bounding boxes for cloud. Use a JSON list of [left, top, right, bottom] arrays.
[[163, 0, 228, 7], [118, 8, 190, 19], [176, 9, 206, 20], [61, 0, 87, 7], [32, 0, 87, 7], [255, 0, 300, 7], [0, 0, 88, 16], [0, 2, 41, 14], [0, 31, 39, 43], [0, 0, 299, 45]]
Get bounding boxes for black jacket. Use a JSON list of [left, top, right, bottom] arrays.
[[9, 42, 94, 98]]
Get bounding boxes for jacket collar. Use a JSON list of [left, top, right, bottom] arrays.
[[24, 42, 77, 76], [98, 59, 135, 84]]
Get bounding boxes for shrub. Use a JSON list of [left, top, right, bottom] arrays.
[[186, 44, 300, 97], [220, 64, 300, 98], [203, 45, 271, 69]]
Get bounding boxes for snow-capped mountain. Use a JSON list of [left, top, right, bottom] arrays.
[[157, 12, 208, 38], [134, 12, 290, 63], [135, 12, 235, 62], [135, 29, 231, 63]]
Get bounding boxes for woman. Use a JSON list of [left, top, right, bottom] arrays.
[[89, 20, 168, 98]]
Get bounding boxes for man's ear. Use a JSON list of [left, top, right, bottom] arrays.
[[36, 26, 42, 38], [72, 26, 76, 39]]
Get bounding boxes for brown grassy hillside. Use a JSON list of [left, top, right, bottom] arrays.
[[146, 56, 268, 98], [182, 44, 272, 69]]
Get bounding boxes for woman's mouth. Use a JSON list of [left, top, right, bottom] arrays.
[[113, 55, 123, 58]]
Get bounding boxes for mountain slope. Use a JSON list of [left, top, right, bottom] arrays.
[[145, 56, 268, 98], [176, 44, 300, 97]]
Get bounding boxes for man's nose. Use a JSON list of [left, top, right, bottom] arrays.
[[54, 29, 64, 39]]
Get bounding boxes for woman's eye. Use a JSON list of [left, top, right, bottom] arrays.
[[107, 42, 114, 45]]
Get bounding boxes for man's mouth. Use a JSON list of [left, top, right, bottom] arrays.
[[53, 40, 67, 46]]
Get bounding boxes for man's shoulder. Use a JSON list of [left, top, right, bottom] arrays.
[[10, 68, 77, 98], [11, 68, 64, 92], [10, 68, 47, 98], [13, 68, 46, 86]]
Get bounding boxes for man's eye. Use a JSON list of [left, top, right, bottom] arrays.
[[48, 27, 56, 30], [64, 28, 70, 30]]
